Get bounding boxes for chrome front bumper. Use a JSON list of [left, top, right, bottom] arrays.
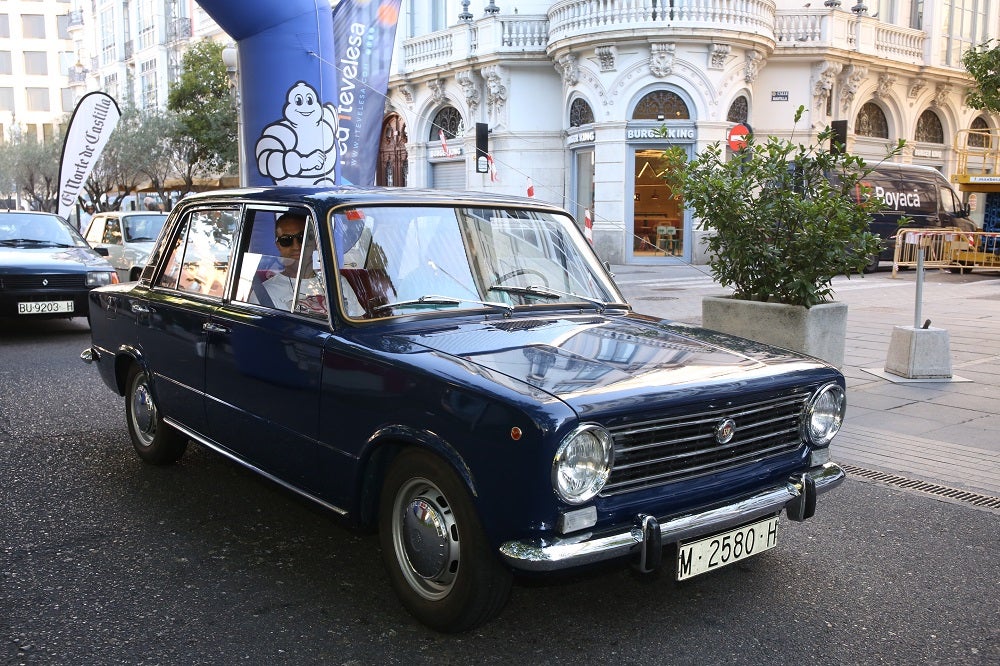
[[499, 462, 845, 573]]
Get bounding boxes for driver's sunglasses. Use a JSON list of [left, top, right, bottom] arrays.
[[276, 232, 304, 248]]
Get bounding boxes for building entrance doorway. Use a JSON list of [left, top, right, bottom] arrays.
[[633, 149, 684, 258]]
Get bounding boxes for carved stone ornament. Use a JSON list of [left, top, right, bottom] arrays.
[[875, 72, 896, 99], [397, 83, 415, 108], [709, 43, 731, 70], [555, 53, 580, 86], [839, 64, 868, 112], [908, 78, 926, 99], [811, 61, 843, 121], [932, 84, 952, 108], [745, 51, 762, 83], [649, 43, 676, 78], [596, 45, 617, 72], [456, 69, 481, 114], [482, 65, 508, 121], [428, 78, 448, 106]]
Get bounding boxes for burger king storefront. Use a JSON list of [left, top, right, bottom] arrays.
[[626, 122, 696, 264]]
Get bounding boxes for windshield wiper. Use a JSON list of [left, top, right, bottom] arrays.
[[1, 238, 53, 246], [489, 284, 614, 313], [372, 294, 514, 315]]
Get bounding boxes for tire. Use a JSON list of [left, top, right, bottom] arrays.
[[379, 449, 512, 632], [125, 365, 188, 465]]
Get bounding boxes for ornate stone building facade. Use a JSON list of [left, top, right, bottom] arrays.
[[386, 1, 999, 265]]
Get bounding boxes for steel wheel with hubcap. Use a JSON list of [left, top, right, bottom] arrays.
[[125, 365, 188, 465], [379, 449, 512, 632]]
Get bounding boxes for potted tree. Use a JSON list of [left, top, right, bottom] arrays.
[[661, 106, 903, 367]]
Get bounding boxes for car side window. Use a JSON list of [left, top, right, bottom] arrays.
[[155, 208, 236, 297], [233, 207, 328, 319]]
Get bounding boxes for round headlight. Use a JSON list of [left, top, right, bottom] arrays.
[[802, 383, 845, 447], [552, 424, 613, 504]]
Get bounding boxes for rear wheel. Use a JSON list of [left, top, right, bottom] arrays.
[[125, 365, 187, 465], [379, 449, 512, 632]]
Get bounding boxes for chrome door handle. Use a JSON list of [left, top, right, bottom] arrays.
[[203, 322, 229, 334], [130, 302, 150, 313]]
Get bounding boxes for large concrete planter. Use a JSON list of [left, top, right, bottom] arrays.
[[702, 296, 848, 368]]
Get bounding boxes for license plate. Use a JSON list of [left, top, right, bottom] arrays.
[[676, 516, 779, 580], [17, 300, 75, 315]]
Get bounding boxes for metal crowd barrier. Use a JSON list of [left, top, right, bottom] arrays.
[[891, 228, 1000, 276]]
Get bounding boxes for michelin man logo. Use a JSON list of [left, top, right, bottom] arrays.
[[255, 81, 339, 186]]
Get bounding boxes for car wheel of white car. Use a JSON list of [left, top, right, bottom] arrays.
[[379, 449, 512, 632], [125, 365, 187, 465]]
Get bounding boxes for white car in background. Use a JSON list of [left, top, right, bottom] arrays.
[[83, 211, 168, 282]]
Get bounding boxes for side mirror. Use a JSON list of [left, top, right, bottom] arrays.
[[94, 247, 109, 256], [962, 203, 971, 218]]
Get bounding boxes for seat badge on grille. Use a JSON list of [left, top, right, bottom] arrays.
[[715, 418, 736, 444], [42, 278, 49, 286]]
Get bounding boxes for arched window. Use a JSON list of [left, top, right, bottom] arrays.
[[727, 96, 749, 124], [632, 90, 690, 120], [429, 106, 463, 140], [569, 98, 595, 127], [855, 102, 889, 138], [915, 109, 944, 143], [968, 116, 990, 149]]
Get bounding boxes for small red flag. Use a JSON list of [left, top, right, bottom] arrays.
[[526, 177, 535, 198]]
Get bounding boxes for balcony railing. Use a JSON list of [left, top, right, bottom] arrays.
[[547, 0, 776, 44], [401, 15, 549, 73], [774, 9, 925, 64], [399, 3, 935, 76]]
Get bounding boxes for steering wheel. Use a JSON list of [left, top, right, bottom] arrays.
[[495, 268, 549, 287]]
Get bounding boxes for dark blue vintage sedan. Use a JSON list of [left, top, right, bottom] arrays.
[[1, 210, 118, 320], [82, 187, 845, 631]]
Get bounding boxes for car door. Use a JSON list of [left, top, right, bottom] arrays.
[[85, 215, 128, 280], [203, 205, 337, 499], [136, 207, 235, 438]]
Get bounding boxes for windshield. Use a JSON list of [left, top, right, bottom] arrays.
[[0, 213, 87, 248], [330, 205, 625, 319], [122, 214, 168, 242]]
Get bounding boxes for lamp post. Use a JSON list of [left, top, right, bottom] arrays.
[[221, 43, 246, 186]]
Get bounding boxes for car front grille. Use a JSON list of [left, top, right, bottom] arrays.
[[601, 390, 813, 496], [1, 274, 86, 289]]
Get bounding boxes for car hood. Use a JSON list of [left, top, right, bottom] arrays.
[[391, 313, 836, 415], [0, 246, 113, 272]]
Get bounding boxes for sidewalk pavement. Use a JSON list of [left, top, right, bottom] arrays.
[[610, 262, 1000, 506]]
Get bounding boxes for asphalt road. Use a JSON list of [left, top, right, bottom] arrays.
[[2, 317, 998, 665]]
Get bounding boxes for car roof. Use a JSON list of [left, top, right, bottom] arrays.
[[179, 185, 568, 213]]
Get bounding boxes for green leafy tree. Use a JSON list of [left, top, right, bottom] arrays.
[[661, 106, 902, 308], [167, 39, 237, 175], [3, 127, 64, 212], [961, 39, 1000, 113]]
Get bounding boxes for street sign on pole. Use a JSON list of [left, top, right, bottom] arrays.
[[727, 123, 751, 151]]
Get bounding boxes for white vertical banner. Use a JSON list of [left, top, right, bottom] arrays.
[[57, 92, 121, 220]]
